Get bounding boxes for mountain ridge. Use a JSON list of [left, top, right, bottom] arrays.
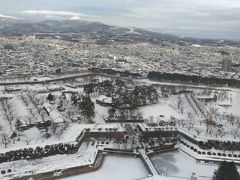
[[0, 17, 239, 46]]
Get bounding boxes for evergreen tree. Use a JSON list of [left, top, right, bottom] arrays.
[[133, 85, 158, 105], [10, 131, 17, 139], [70, 92, 78, 104], [15, 119, 23, 131], [83, 83, 95, 94], [47, 93, 54, 101], [213, 161, 240, 180], [57, 98, 64, 112], [114, 79, 126, 95], [37, 120, 52, 136], [98, 80, 113, 96], [79, 95, 95, 123]]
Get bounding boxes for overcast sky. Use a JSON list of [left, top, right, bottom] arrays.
[[0, 0, 240, 39]]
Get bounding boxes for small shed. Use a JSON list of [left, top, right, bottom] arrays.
[[96, 95, 112, 107]]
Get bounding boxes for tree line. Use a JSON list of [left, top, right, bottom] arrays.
[[180, 132, 240, 152], [0, 143, 78, 164], [84, 80, 159, 109], [148, 71, 240, 88], [89, 68, 141, 78]]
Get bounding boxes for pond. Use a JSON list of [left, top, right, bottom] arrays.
[[150, 151, 217, 179], [64, 155, 149, 180]]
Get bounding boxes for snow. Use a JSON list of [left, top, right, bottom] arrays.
[[143, 176, 188, 180], [10, 96, 29, 118], [191, 44, 202, 47], [139, 98, 186, 121], [0, 74, 240, 179], [93, 100, 109, 124], [64, 155, 149, 180], [43, 103, 65, 123], [0, 14, 19, 19], [226, 90, 240, 115], [96, 95, 112, 104], [29, 76, 51, 81], [0, 93, 14, 99]]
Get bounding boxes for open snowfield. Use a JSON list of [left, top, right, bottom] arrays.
[[93, 98, 109, 124], [64, 155, 149, 180], [139, 97, 186, 121], [230, 90, 240, 115]]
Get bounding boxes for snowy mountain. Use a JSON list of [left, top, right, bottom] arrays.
[[0, 18, 239, 46], [0, 15, 24, 29]]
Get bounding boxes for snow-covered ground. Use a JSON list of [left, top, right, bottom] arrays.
[[93, 98, 109, 124], [139, 97, 186, 121], [0, 75, 240, 180], [29, 76, 51, 81], [9, 96, 30, 124], [64, 155, 149, 180]]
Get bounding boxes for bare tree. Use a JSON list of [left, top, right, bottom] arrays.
[[149, 116, 154, 123], [55, 126, 64, 139], [177, 95, 183, 114], [195, 129, 203, 135], [50, 123, 59, 135], [231, 128, 240, 139], [136, 112, 143, 121], [1, 133, 10, 148], [23, 138, 32, 145]]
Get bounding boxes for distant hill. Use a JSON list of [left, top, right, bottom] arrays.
[[0, 16, 25, 29], [0, 18, 239, 46], [0, 18, 183, 43], [0, 19, 111, 34]]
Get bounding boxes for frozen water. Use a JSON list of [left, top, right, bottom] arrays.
[[151, 151, 217, 180], [64, 155, 149, 180]]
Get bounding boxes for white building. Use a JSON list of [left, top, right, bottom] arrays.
[[43, 103, 65, 123]]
